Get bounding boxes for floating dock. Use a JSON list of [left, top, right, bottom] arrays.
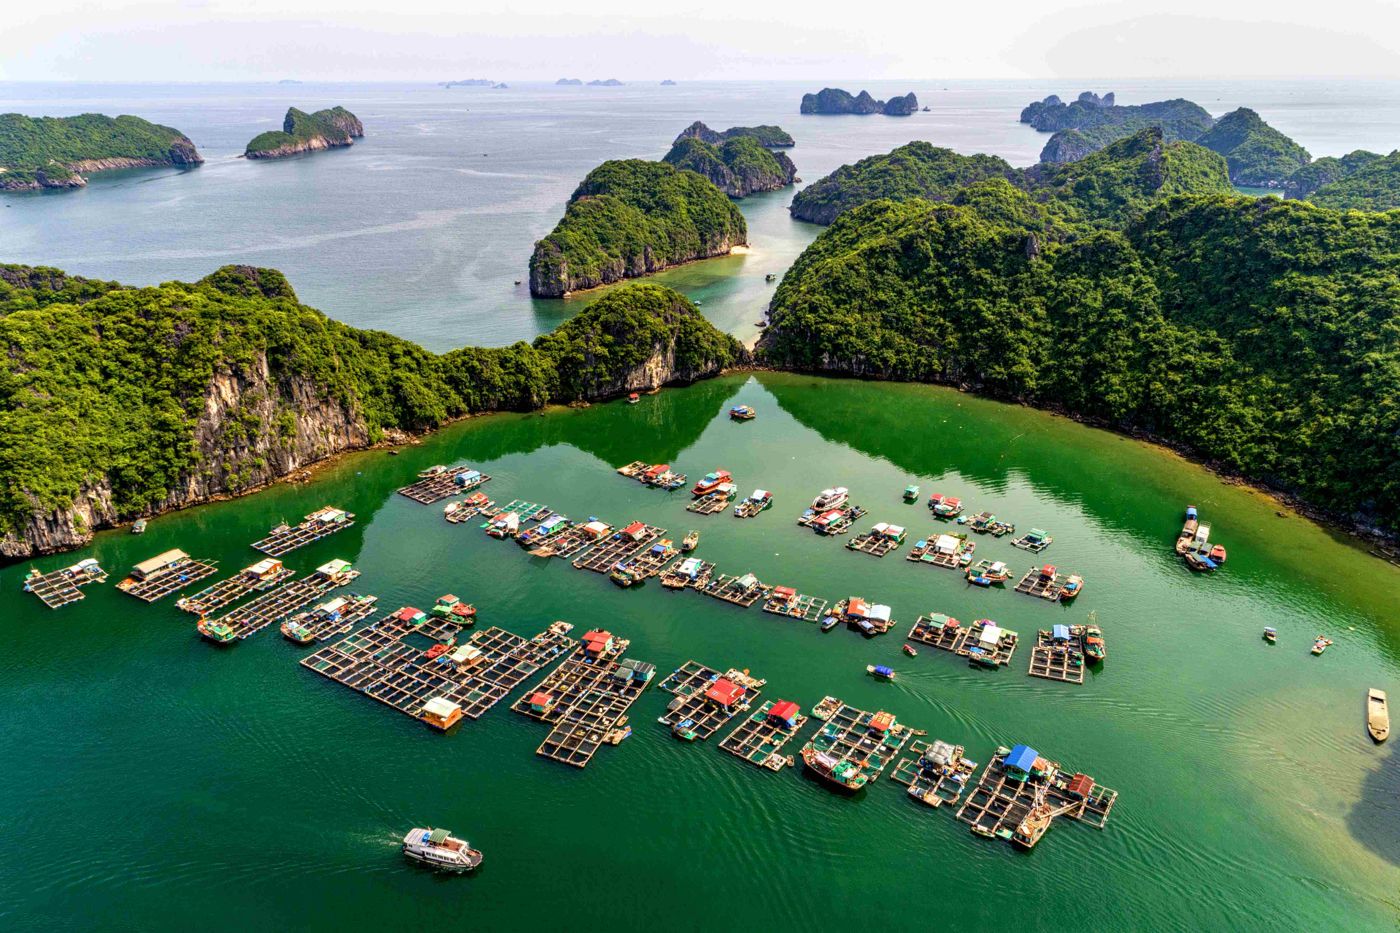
[[889, 739, 979, 809], [1011, 529, 1054, 553], [518, 640, 656, 768], [686, 488, 736, 515], [798, 505, 868, 535], [657, 660, 766, 740], [811, 696, 843, 721], [116, 551, 218, 603], [1027, 626, 1086, 684], [481, 500, 551, 527], [201, 561, 360, 641], [252, 507, 355, 557], [301, 612, 575, 729], [701, 572, 770, 608], [799, 702, 912, 791], [830, 597, 896, 636], [846, 523, 906, 557], [907, 613, 969, 652], [281, 593, 380, 644], [659, 558, 715, 590], [616, 540, 678, 580], [23, 559, 108, 609], [733, 491, 772, 518], [572, 523, 662, 574], [175, 558, 295, 615], [1015, 565, 1060, 599], [761, 587, 829, 622], [906, 533, 975, 570], [957, 619, 1019, 667], [444, 493, 495, 523], [535, 520, 612, 559], [397, 466, 490, 504], [719, 700, 808, 771], [616, 461, 649, 478], [955, 745, 1118, 847]]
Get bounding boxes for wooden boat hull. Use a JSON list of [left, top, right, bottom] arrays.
[[1368, 689, 1390, 742]]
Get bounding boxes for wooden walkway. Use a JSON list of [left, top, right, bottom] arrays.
[[445, 496, 495, 523], [719, 700, 808, 770], [205, 569, 360, 640], [761, 591, 829, 622], [572, 524, 662, 573], [686, 490, 734, 515], [659, 559, 715, 590], [301, 617, 575, 727], [282, 593, 380, 644], [799, 702, 913, 787], [955, 748, 1119, 843], [175, 564, 294, 616], [23, 562, 108, 609], [890, 739, 979, 809], [1015, 567, 1060, 599], [117, 558, 218, 603], [252, 508, 354, 557], [700, 573, 770, 608], [397, 467, 490, 504], [657, 660, 766, 740], [619, 541, 678, 579], [1028, 629, 1086, 683], [907, 614, 969, 652]]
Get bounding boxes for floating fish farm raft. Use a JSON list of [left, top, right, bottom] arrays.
[[202, 564, 361, 641], [906, 534, 975, 570], [718, 700, 808, 771], [733, 493, 771, 519], [252, 507, 355, 557], [444, 494, 494, 523], [617, 541, 678, 580], [846, 523, 906, 558], [282, 593, 380, 644], [889, 739, 979, 809], [1015, 565, 1061, 599], [657, 660, 767, 740], [797, 506, 867, 535], [572, 523, 663, 573], [301, 612, 575, 729], [615, 461, 649, 478], [23, 560, 108, 609], [761, 587, 829, 622], [907, 613, 969, 652], [175, 559, 295, 616], [686, 489, 735, 515], [116, 553, 219, 603], [396, 466, 490, 504], [799, 702, 914, 791], [534, 521, 610, 559], [482, 500, 551, 527], [1028, 627, 1087, 684], [955, 745, 1118, 848], [701, 572, 771, 608], [659, 558, 715, 590], [1011, 529, 1054, 553]]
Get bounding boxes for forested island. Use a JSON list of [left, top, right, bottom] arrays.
[[0, 268, 738, 557], [674, 121, 794, 147], [0, 113, 202, 191], [663, 135, 796, 197], [244, 107, 364, 159], [588, 79, 624, 87], [528, 159, 747, 297], [762, 134, 1398, 536], [799, 88, 919, 116]]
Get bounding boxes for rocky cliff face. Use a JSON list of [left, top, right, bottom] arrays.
[[245, 107, 364, 160], [800, 88, 903, 115], [529, 230, 743, 298], [882, 93, 919, 116], [0, 139, 202, 190]]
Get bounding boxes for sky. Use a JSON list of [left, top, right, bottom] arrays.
[[5, 0, 1400, 81]]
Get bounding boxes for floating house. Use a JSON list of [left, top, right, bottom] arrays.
[[129, 549, 190, 581], [394, 606, 427, 625], [705, 677, 746, 709], [768, 700, 801, 729], [420, 697, 464, 731], [1002, 744, 1042, 781]]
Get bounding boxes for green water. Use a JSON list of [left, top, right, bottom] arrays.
[[4, 373, 1399, 930]]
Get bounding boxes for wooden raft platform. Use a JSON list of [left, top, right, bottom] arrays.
[[955, 747, 1119, 842], [801, 702, 913, 786], [1015, 567, 1060, 599], [284, 593, 380, 643], [956, 620, 1020, 667], [686, 491, 734, 515], [846, 532, 901, 557], [397, 467, 490, 504], [175, 565, 295, 616], [572, 524, 662, 573], [619, 542, 678, 579], [616, 461, 648, 478], [1028, 629, 1086, 684], [301, 617, 575, 726], [907, 614, 969, 652], [445, 495, 495, 523], [761, 590, 829, 622], [701, 573, 771, 608], [23, 562, 108, 609], [719, 700, 809, 771], [659, 559, 715, 590], [481, 500, 550, 526], [206, 570, 360, 640], [252, 508, 354, 557], [117, 558, 218, 603], [890, 739, 979, 809], [906, 537, 975, 569], [537, 682, 649, 768], [657, 661, 766, 740]]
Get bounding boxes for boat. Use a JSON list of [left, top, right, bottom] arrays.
[[903, 644, 917, 657], [691, 470, 732, 496], [401, 827, 482, 873], [1367, 689, 1390, 742], [729, 405, 756, 420], [811, 487, 849, 511], [486, 512, 519, 539], [197, 618, 237, 645], [1209, 544, 1228, 563], [609, 563, 642, 588], [443, 501, 459, 516], [672, 719, 699, 741], [903, 484, 920, 502], [867, 664, 896, 681], [966, 559, 1010, 586], [735, 489, 773, 516], [820, 616, 839, 633], [801, 747, 868, 791], [627, 392, 640, 404], [1311, 636, 1333, 656], [1058, 575, 1084, 601], [764, 273, 776, 283], [966, 646, 999, 669], [681, 530, 699, 552], [418, 465, 448, 478], [1082, 621, 1105, 662], [131, 519, 147, 534], [1263, 626, 1277, 644], [1183, 551, 1217, 572], [1175, 505, 1199, 554]]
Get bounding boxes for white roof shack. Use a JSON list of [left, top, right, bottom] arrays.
[[935, 534, 959, 554], [979, 624, 1003, 646], [867, 604, 892, 623]]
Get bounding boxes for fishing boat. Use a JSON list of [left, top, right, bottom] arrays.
[[486, 512, 520, 539], [729, 405, 756, 420], [867, 664, 896, 681], [692, 470, 733, 496], [1209, 545, 1228, 563], [966, 559, 1011, 586], [609, 563, 642, 588], [1367, 689, 1390, 742], [1311, 636, 1333, 656], [765, 273, 777, 283], [1263, 627, 1277, 644], [1175, 505, 1199, 554], [196, 618, 237, 645], [401, 827, 482, 873], [131, 519, 147, 534], [681, 530, 699, 552], [966, 646, 999, 669], [1183, 551, 1217, 572], [280, 617, 317, 645], [903, 484, 920, 502], [418, 465, 448, 479], [627, 392, 640, 404], [1082, 620, 1105, 662], [1058, 575, 1084, 601], [801, 747, 868, 791], [672, 719, 699, 741], [820, 616, 839, 633], [903, 644, 918, 657], [811, 487, 849, 511]]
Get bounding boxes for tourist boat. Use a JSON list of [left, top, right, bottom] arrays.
[[627, 392, 640, 404], [820, 616, 839, 633], [1082, 622, 1105, 662], [131, 518, 147, 534], [1367, 689, 1390, 742], [903, 484, 920, 502], [903, 644, 917, 657], [867, 664, 896, 681], [401, 827, 482, 873], [811, 487, 849, 511], [1058, 575, 1084, 601], [730, 405, 756, 420], [1311, 636, 1333, 656], [691, 470, 732, 496], [418, 465, 448, 478], [672, 719, 699, 741], [931, 495, 963, 518], [801, 747, 868, 791], [197, 618, 237, 645], [681, 530, 699, 552], [1263, 627, 1277, 644]]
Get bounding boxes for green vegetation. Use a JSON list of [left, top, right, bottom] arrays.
[[1194, 108, 1310, 187], [0, 113, 200, 189], [1283, 151, 1382, 199], [673, 121, 794, 147], [245, 106, 363, 158], [1307, 152, 1400, 210], [1025, 96, 1215, 162], [662, 136, 796, 198], [762, 186, 1400, 531], [529, 159, 746, 297], [0, 268, 735, 541], [789, 142, 1022, 224]]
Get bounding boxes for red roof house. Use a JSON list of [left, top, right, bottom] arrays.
[[705, 678, 745, 707]]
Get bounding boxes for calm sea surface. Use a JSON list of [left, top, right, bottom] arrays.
[[2, 81, 1400, 931]]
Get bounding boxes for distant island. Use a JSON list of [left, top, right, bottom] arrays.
[[588, 78, 624, 87], [441, 79, 506, 88], [556, 78, 583, 86], [799, 88, 919, 116], [277, 79, 303, 86], [528, 159, 746, 297], [660, 80, 677, 86], [0, 112, 202, 191], [244, 107, 363, 160], [673, 121, 794, 148], [663, 134, 796, 198]]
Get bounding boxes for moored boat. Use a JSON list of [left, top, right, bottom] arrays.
[[691, 469, 733, 496], [903, 484, 920, 502], [197, 618, 238, 645], [1058, 575, 1084, 601], [801, 746, 868, 791], [1263, 627, 1277, 644], [1082, 620, 1105, 662], [931, 495, 963, 518], [131, 518, 147, 534], [729, 405, 756, 420], [1367, 689, 1389, 742], [1311, 636, 1333, 656], [672, 718, 699, 741], [627, 392, 640, 404], [401, 827, 482, 873], [681, 530, 699, 552], [811, 487, 849, 511], [903, 643, 917, 657], [820, 616, 839, 633]]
